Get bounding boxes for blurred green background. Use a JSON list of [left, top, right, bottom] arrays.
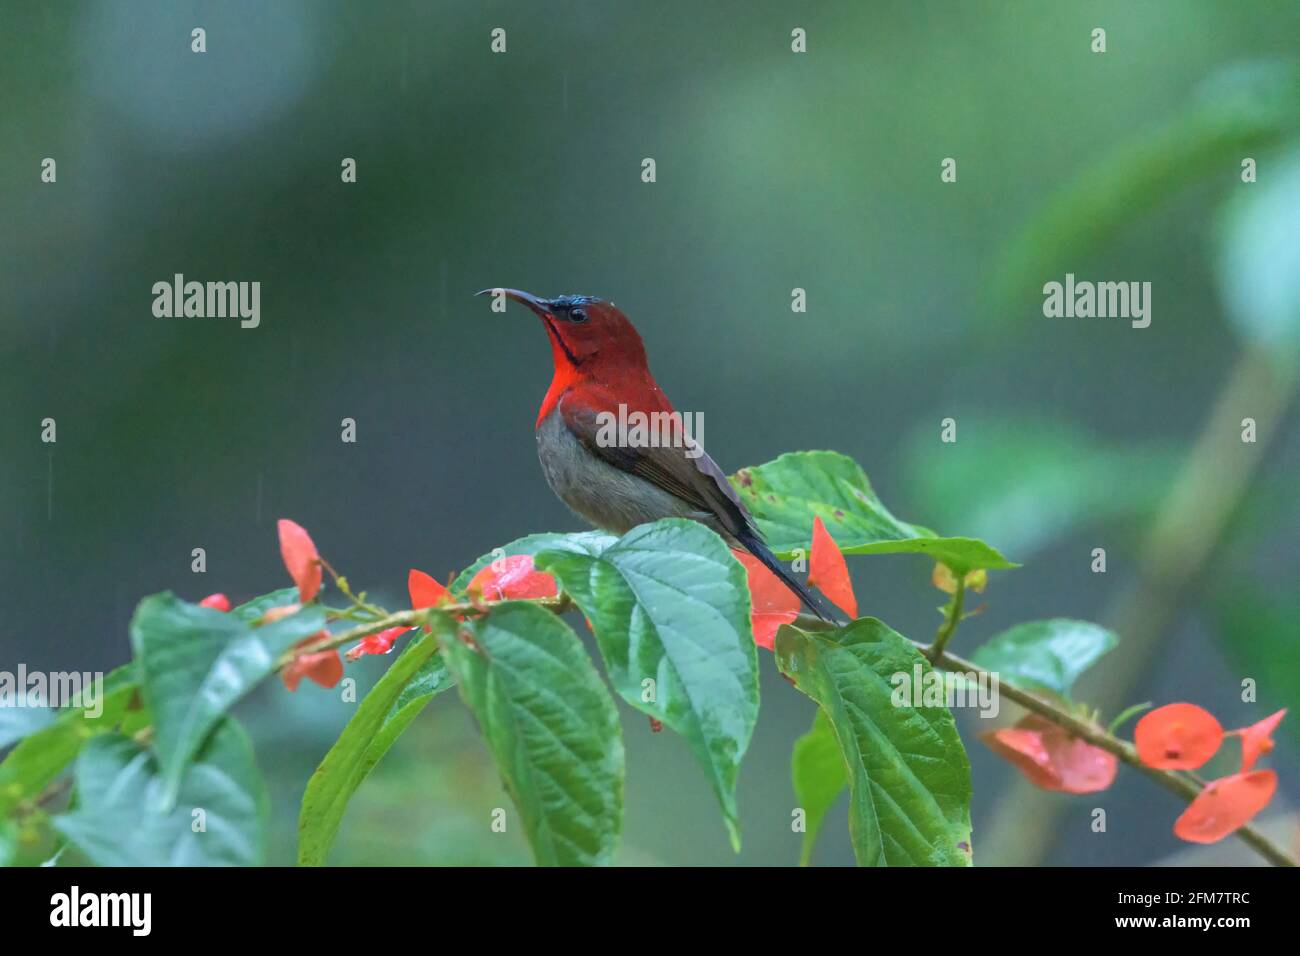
[[2, 0, 1298, 866]]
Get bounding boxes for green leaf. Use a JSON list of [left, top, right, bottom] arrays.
[[390, 650, 453, 713], [53, 718, 268, 866], [0, 664, 130, 751], [776, 620, 973, 866], [451, 531, 616, 593], [440, 602, 623, 866], [130, 592, 326, 809], [230, 587, 301, 625], [298, 634, 453, 866], [0, 818, 17, 866], [971, 619, 1118, 699], [0, 665, 139, 817], [534, 518, 758, 850], [791, 709, 846, 866], [732, 451, 1014, 575], [0, 707, 56, 752]]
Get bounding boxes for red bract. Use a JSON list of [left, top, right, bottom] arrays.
[[1234, 709, 1286, 772], [409, 568, 451, 609], [981, 716, 1118, 794], [1134, 703, 1223, 770], [348, 568, 457, 660], [807, 516, 858, 619], [277, 519, 322, 603], [261, 604, 342, 690], [468, 555, 558, 601], [345, 626, 409, 662], [408, 567, 454, 633], [281, 635, 343, 692], [1173, 770, 1277, 844], [198, 593, 231, 612], [732, 550, 799, 650]]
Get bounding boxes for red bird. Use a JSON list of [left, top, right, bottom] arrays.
[[480, 288, 837, 622]]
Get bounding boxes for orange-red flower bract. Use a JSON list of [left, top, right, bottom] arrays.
[[981, 716, 1118, 794], [408, 568, 453, 633], [281, 636, 343, 691], [1173, 770, 1277, 844], [347, 568, 453, 660], [346, 626, 409, 662], [198, 593, 231, 612], [408, 568, 451, 609], [277, 519, 322, 603], [732, 550, 799, 650], [807, 516, 858, 619], [1235, 709, 1286, 772], [468, 555, 558, 601], [1134, 703, 1223, 770]]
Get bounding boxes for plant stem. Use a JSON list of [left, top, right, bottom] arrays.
[[982, 347, 1298, 865], [273, 596, 572, 669], [928, 579, 966, 662], [793, 605, 1294, 865], [319, 558, 387, 619], [921, 642, 1296, 868]]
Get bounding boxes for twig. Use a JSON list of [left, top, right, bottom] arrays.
[[922, 643, 1296, 868], [793, 606, 1293, 865], [983, 348, 1298, 864], [929, 578, 966, 662], [272, 595, 573, 669]]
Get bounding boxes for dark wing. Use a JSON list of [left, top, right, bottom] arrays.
[[559, 396, 839, 622], [559, 398, 754, 539]]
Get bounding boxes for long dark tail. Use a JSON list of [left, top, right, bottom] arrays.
[[734, 528, 842, 625]]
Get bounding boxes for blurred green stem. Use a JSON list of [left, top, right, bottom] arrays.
[[982, 346, 1298, 865], [928, 578, 966, 661]]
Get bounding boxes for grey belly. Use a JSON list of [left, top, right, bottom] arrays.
[[536, 409, 722, 537]]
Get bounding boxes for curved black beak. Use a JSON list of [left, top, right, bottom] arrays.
[[475, 288, 553, 317]]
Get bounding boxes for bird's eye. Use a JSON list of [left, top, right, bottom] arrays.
[[569, 308, 588, 323]]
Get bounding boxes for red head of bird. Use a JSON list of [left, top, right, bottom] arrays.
[[476, 288, 664, 426]]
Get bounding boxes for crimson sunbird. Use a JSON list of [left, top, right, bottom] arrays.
[[479, 287, 837, 622]]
